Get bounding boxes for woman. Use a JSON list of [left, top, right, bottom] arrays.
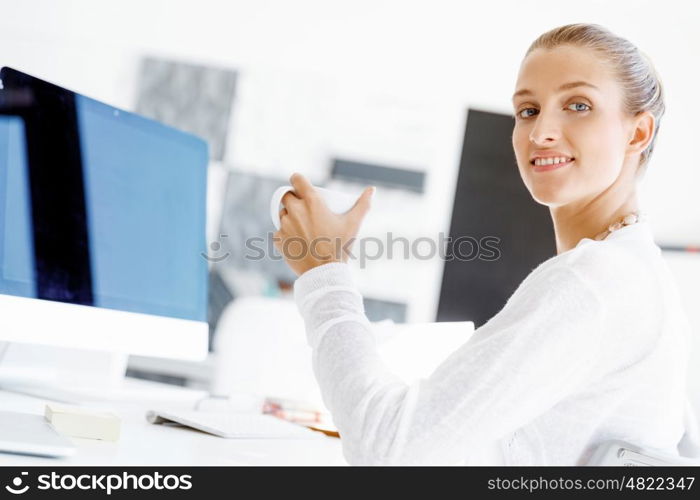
[[273, 23, 694, 465]]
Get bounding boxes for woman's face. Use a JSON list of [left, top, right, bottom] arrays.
[[512, 45, 635, 208]]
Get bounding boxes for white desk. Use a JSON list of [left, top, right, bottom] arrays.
[[0, 378, 345, 466]]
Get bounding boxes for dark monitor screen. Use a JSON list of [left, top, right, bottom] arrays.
[[0, 67, 208, 322], [437, 109, 556, 327]]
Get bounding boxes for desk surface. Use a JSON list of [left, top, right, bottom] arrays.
[[0, 379, 345, 466]]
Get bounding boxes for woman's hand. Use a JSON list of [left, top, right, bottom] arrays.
[[273, 173, 375, 276]]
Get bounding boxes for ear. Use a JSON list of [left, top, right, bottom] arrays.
[[626, 111, 655, 157]]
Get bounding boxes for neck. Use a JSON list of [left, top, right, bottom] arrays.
[[550, 174, 639, 255]]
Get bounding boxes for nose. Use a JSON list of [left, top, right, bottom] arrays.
[[528, 109, 561, 145]]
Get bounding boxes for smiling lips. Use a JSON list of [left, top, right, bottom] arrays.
[[530, 156, 575, 173]]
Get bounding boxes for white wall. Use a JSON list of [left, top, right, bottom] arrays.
[[1, 1, 699, 324], [662, 253, 700, 418]]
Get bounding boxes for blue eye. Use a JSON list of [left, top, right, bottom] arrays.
[[516, 102, 591, 119], [517, 108, 537, 119], [568, 102, 591, 112]]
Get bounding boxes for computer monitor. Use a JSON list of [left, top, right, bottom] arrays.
[[0, 67, 208, 361]]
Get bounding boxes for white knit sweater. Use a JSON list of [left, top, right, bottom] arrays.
[[293, 221, 692, 465]]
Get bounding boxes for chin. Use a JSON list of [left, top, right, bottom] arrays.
[[530, 191, 566, 207], [524, 180, 574, 207], [517, 162, 578, 207]]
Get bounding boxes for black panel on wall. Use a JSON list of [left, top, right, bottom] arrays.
[[437, 109, 556, 327]]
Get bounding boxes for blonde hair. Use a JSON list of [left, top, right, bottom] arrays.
[[525, 23, 665, 174]]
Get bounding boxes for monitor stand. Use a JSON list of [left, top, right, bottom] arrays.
[[0, 343, 129, 404]]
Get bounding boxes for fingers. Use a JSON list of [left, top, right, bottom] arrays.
[[281, 190, 301, 210], [280, 192, 303, 232], [346, 186, 375, 224], [289, 172, 318, 202], [278, 205, 293, 235], [272, 230, 284, 253]]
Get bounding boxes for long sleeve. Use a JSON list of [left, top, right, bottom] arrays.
[[294, 261, 606, 465]]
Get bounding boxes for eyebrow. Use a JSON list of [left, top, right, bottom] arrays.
[[512, 81, 599, 101]]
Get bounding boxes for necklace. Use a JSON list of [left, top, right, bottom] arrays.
[[593, 211, 643, 241]]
